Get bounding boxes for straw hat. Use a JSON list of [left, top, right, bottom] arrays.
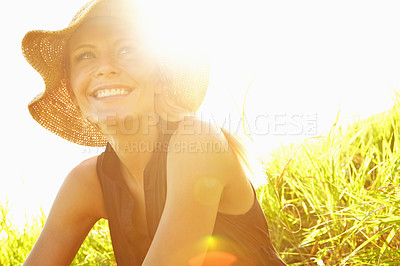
[[22, 0, 209, 147]]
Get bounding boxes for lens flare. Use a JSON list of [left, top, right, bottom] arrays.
[[189, 251, 237, 266], [187, 236, 239, 266]]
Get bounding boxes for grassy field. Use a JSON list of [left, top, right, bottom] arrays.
[[258, 101, 400, 265], [0, 205, 115, 265], [1, 102, 400, 265]]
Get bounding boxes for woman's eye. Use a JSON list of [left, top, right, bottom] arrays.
[[119, 47, 132, 56], [75, 51, 95, 62]]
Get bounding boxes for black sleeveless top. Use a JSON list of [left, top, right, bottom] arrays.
[[96, 122, 286, 265]]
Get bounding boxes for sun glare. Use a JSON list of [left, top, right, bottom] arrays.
[[134, 0, 398, 158], [137, 0, 211, 54], [136, 0, 261, 121]]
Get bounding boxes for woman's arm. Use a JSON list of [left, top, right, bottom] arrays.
[[143, 119, 245, 266], [24, 156, 106, 266]]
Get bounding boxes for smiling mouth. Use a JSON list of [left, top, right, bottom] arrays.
[[93, 88, 133, 99]]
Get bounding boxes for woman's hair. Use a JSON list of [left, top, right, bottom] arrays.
[[149, 63, 192, 122], [154, 93, 192, 122]]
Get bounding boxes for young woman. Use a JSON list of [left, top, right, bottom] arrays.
[[22, 0, 286, 265]]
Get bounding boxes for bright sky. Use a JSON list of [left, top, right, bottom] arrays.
[[2, 0, 400, 228]]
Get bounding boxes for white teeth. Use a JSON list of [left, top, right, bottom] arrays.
[[95, 88, 130, 98]]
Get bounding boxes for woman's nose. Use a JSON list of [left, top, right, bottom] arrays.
[[95, 57, 120, 78]]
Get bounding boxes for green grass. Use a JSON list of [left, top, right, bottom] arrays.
[[0, 203, 44, 265], [2, 102, 400, 265], [0, 204, 115, 265], [257, 101, 400, 265]]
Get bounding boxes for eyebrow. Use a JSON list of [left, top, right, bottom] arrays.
[[70, 44, 96, 53], [114, 38, 139, 45], [70, 38, 139, 51]]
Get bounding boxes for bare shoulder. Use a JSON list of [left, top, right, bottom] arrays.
[[167, 117, 254, 214], [59, 155, 106, 220], [168, 117, 233, 178], [23, 156, 107, 265], [168, 117, 243, 178], [68, 156, 99, 186]]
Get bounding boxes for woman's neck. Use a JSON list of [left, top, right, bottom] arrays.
[[101, 114, 161, 186]]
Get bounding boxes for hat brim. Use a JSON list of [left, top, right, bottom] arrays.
[[22, 0, 209, 147], [23, 0, 110, 146]]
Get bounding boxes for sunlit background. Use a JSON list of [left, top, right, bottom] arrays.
[[2, 0, 400, 228]]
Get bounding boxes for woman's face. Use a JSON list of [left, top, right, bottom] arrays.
[[68, 17, 160, 126]]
